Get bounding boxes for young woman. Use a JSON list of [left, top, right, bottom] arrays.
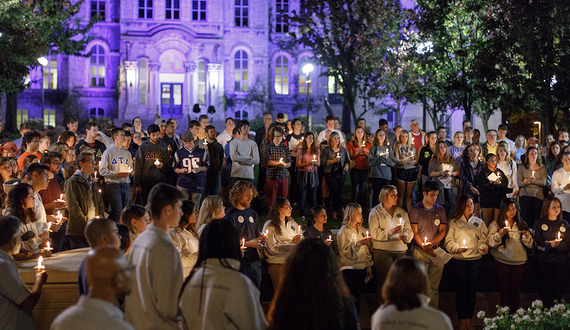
[[170, 200, 199, 277], [264, 126, 291, 209], [496, 141, 518, 197], [449, 131, 465, 165], [132, 117, 148, 137], [514, 135, 526, 164], [120, 204, 150, 244], [371, 257, 453, 330], [303, 205, 333, 244], [368, 185, 413, 303], [265, 197, 302, 291], [417, 132, 437, 188], [9, 158, 18, 179], [321, 132, 349, 219], [460, 145, 484, 218], [545, 141, 561, 185], [393, 130, 418, 211], [0, 157, 13, 207], [116, 223, 131, 254], [195, 196, 225, 235], [428, 141, 459, 216], [368, 129, 395, 208], [488, 198, 532, 311], [58, 131, 77, 148], [178, 219, 268, 329], [268, 238, 359, 330], [444, 196, 488, 330], [532, 196, 570, 307], [347, 126, 370, 207], [517, 146, 547, 228], [477, 153, 509, 226], [286, 118, 304, 207], [296, 131, 320, 219], [337, 203, 373, 312], [38, 133, 50, 154]]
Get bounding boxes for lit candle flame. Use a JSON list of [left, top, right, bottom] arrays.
[[35, 256, 45, 270], [57, 211, 63, 223], [398, 217, 403, 226], [313, 155, 316, 161], [298, 225, 301, 233], [462, 239, 466, 247], [424, 236, 428, 244], [328, 235, 332, 241], [280, 158, 283, 163], [45, 241, 53, 251], [154, 159, 161, 166], [59, 194, 63, 200], [532, 170, 535, 178], [47, 222, 52, 232], [558, 231, 561, 240], [94, 171, 98, 179], [366, 230, 369, 238], [241, 238, 245, 248], [505, 220, 509, 229], [264, 230, 268, 236], [203, 138, 208, 145]]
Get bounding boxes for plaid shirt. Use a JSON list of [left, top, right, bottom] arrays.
[[264, 141, 290, 180]]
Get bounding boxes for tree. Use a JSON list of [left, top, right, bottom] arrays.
[[289, 0, 406, 132], [0, 0, 95, 133]]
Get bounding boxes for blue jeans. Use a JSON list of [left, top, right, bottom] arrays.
[[298, 171, 317, 218], [107, 183, 130, 223]]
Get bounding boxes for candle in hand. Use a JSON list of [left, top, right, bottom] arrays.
[[280, 158, 284, 163], [366, 230, 370, 238], [59, 194, 64, 201], [298, 225, 301, 233], [531, 170, 535, 178], [398, 216, 403, 226], [203, 139, 208, 145], [57, 211, 63, 223], [47, 222, 52, 232], [328, 235, 332, 241], [336, 152, 340, 158], [45, 241, 53, 252], [313, 155, 316, 162], [241, 238, 245, 248], [154, 159, 161, 166], [35, 256, 45, 270], [424, 236, 428, 245], [558, 231, 562, 241], [505, 220, 509, 229], [462, 239, 466, 248], [94, 171, 98, 179]]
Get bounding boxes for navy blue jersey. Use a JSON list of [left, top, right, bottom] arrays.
[[224, 206, 260, 262], [174, 145, 210, 193]]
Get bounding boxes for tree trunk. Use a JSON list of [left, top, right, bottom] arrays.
[[5, 93, 18, 134], [342, 100, 352, 134]]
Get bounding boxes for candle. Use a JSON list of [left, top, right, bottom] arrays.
[[298, 225, 301, 233], [264, 230, 269, 236], [45, 241, 53, 252], [558, 231, 561, 241], [46, 222, 52, 232], [154, 159, 161, 166], [462, 239, 466, 248], [241, 238, 245, 248], [301, 137, 304, 142], [95, 216, 100, 219], [98, 189, 101, 193], [366, 230, 370, 238], [203, 138, 208, 145], [59, 194, 64, 201], [94, 171, 98, 179], [336, 152, 340, 158], [424, 236, 428, 245], [313, 155, 316, 161], [34, 256, 45, 270], [531, 170, 535, 178], [505, 220, 509, 229], [280, 158, 283, 163], [398, 216, 403, 226], [362, 142, 366, 147], [328, 235, 332, 241], [57, 210, 63, 224]]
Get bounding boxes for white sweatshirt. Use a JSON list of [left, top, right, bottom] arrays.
[[337, 224, 373, 271], [265, 219, 301, 264], [444, 215, 488, 260], [368, 204, 413, 252]]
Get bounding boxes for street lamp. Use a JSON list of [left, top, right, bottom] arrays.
[[302, 63, 314, 130], [38, 57, 48, 117]]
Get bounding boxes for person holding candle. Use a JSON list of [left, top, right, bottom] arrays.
[[551, 152, 570, 220], [488, 198, 532, 312], [268, 238, 359, 330], [99, 128, 134, 223], [394, 130, 418, 212], [417, 132, 438, 188], [264, 127, 291, 209], [532, 196, 570, 307], [296, 131, 321, 219], [368, 185, 413, 304], [265, 197, 302, 291], [477, 153, 509, 227], [444, 195, 488, 330], [496, 141, 518, 198], [286, 118, 305, 207], [409, 180, 447, 309], [223, 180, 267, 288], [429, 140, 460, 217], [517, 146, 547, 228], [178, 218, 268, 330], [368, 129, 396, 208], [337, 202, 373, 312], [303, 205, 334, 244], [321, 132, 350, 220], [195, 195, 225, 235], [174, 130, 210, 209], [170, 200, 200, 277], [0, 215, 48, 330], [347, 126, 371, 208], [459, 144, 485, 219]]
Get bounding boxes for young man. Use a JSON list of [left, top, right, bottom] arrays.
[[497, 123, 516, 158], [77, 218, 122, 296], [163, 119, 182, 151], [39, 152, 67, 252], [134, 124, 170, 205], [64, 152, 105, 249], [408, 119, 426, 154], [174, 131, 209, 208], [264, 127, 291, 208], [99, 128, 133, 223], [462, 119, 472, 132], [75, 122, 107, 163], [204, 125, 223, 198], [0, 215, 48, 330], [463, 127, 475, 145], [197, 114, 209, 140], [1, 142, 18, 158], [67, 116, 79, 134], [221, 127, 239, 203], [17, 131, 42, 171], [124, 183, 184, 330], [217, 117, 235, 148], [154, 118, 167, 139], [481, 129, 498, 157], [26, 163, 54, 226], [167, 118, 183, 149], [409, 181, 447, 309], [223, 180, 266, 287], [53, 247, 134, 330], [379, 119, 397, 145], [229, 120, 259, 186], [276, 112, 285, 123], [11, 122, 32, 151], [317, 115, 345, 145], [437, 126, 452, 146], [188, 120, 204, 149]]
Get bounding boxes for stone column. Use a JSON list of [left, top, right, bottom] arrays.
[[184, 62, 197, 121], [123, 61, 138, 119], [148, 61, 161, 119], [207, 63, 221, 115]]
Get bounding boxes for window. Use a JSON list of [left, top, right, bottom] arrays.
[[91, 0, 105, 20], [274, 55, 289, 95], [139, 59, 148, 104], [197, 62, 206, 105], [234, 51, 248, 92], [43, 54, 58, 90], [166, 0, 180, 20], [16, 109, 28, 128], [386, 110, 396, 128], [235, 0, 248, 27], [275, 0, 289, 33], [89, 108, 105, 117], [43, 109, 56, 127], [234, 110, 248, 120], [298, 57, 312, 95], [89, 46, 105, 87], [139, 0, 153, 18], [192, 0, 206, 21], [328, 76, 342, 94]]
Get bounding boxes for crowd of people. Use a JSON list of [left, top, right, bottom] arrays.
[[1, 112, 570, 330]]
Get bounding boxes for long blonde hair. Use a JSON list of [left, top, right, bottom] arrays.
[[196, 196, 224, 229], [342, 203, 362, 227]]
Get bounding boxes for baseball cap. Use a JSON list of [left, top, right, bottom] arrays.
[[1, 142, 18, 152], [181, 131, 194, 142], [154, 118, 166, 125]]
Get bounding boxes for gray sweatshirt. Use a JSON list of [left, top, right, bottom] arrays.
[[368, 145, 395, 179], [229, 138, 259, 179], [99, 144, 133, 184], [488, 220, 533, 265]]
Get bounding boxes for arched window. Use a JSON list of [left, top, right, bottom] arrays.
[[234, 50, 248, 92], [274, 55, 289, 95], [89, 45, 105, 87], [197, 61, 206, 105], [139, 59, 148, 104], [298, 56, 312, 95], [89, 108, 105, 117]]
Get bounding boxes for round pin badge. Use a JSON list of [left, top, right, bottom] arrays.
[[542, 224, 548, 231], [434, 219, 440, 226], [561, 226, 566, 233], [238, 216, 245, 224], [249, 216, 254, 223]]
